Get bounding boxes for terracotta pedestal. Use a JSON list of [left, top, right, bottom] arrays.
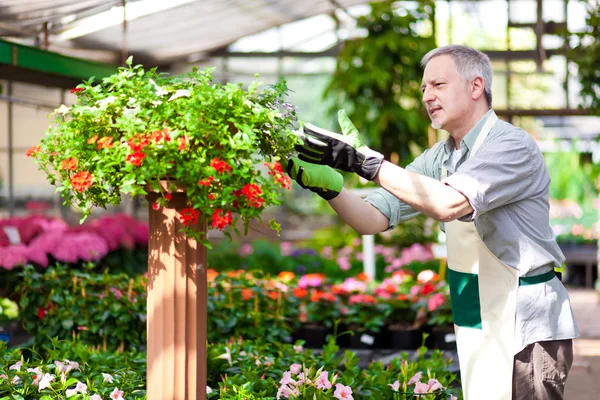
[[146, 189, 207, 400]]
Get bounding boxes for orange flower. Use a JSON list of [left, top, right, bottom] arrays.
[[87, 135, 98, 144], [70, 171, 93, 192], [293, 287, 308, 298], [310, 290, 323, 303], [97, 136, 114, 149], [227, 270, 244, 278], [356, 272, 369, 282], [267, 291, 279, 300], [396, 294, 409, 301], [60, 157, 77, 170], [151, 128, 171, 143], [25, 145, 41, 157], [178, 136, 189, 151], [207, 269, 219, 281], [278, 271, 295, 282], [241, 289, 253, 301]]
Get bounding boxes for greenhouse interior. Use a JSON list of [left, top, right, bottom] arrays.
[[0, 0, 599, 399]]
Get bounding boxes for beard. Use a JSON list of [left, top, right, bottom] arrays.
[[431, 120, 442, 129]]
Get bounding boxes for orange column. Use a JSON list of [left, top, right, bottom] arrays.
[[146, 188, 207, 400]]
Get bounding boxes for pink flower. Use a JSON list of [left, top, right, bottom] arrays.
[[407, 371, 423, 385], [66, 381, 87, 397], [239, 243, 253, 256], [0, 245, 28, 269], [414, 382, 429, 394], [279, 371, 296, 386], [337, 256, 351, 271], [342, 277, 367, 293], [110, 388, 124, 400], [333, 383, 353, 400], [428, 293, 446, 311], [316, 371, 332, 390], [289, 363, 301, 375], [320, 246, 333, 259], [90, 395, 103, 400], [388, 380, 400, 391], [277, 384, 292, 399], [280, 241, 293, 256], [427, 378, 444, 392]]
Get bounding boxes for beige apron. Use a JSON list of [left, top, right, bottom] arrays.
[[443, 112, 518, 400]]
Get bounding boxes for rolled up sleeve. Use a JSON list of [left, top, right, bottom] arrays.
[[443, 132, 541, 219]]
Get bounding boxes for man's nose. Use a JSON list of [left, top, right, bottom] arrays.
[[422, 88, 435, 103]]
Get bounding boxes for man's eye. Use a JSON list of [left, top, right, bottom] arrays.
[[435, 83, 444, 87]]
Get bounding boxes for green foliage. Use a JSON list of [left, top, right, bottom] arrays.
[[17, 264, 146, 352], [569, 1, 600, 112], [0, 339, 145, 399], [0, 298, 18, 324], [544, 147, 597, 203], [324, 0, 436, 165], [30, 59, 299, 244]]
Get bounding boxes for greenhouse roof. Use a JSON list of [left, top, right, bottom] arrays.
[[0, 0, 371, 65]]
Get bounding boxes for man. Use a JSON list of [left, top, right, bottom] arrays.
[[287, 45, 578, 400]]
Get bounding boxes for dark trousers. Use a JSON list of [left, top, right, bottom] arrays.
[[512, 339, 574, 400]]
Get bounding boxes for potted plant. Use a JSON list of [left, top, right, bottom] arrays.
[[0, 297, 19, 343], [341, 293, 392, 349], [28, 57, 298, 246], [419, 286, 455, 351]]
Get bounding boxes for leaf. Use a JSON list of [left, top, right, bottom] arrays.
[[269, 219, 281, 235]]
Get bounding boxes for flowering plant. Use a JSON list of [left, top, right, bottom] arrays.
[[29, 57, 298, 245]]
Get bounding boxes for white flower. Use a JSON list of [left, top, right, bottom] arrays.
[[388, 380, 400, 392], [216, 346, 232, 366], [9, 361, 22, 371], [168, 89, 191, 101], [101, 373, 114, 383], [38, 373, 55, 392], [55, 104, 71, 114], [66, 381, 87, 397], [90, 395, 103, 400], [123, 107, 140, 117], [96, 96, 117, 108], [206, 386, 212, 394]]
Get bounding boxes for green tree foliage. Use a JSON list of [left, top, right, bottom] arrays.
[[324, 0, 436, 165]]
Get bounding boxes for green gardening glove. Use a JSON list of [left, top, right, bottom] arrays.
[[286, 157, 343, 200], [296, 110, 384, 181]]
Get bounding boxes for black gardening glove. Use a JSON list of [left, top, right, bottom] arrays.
[[296, 110, 384, 181]]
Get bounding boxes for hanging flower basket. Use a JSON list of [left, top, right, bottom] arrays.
[[29, 58, 299, 247]]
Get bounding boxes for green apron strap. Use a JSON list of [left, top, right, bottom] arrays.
[[518, 270, 556, 286]]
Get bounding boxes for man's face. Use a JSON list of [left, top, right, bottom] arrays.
[[421, 55, 473, 132]]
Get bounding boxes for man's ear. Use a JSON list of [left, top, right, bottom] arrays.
[[471, 76, 485, 101]]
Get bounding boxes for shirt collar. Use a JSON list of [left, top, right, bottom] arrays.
[[443, 108, 495, 154]]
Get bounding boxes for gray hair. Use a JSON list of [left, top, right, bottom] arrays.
[[421, 45, 493, 106]]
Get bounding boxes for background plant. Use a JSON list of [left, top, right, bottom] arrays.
[[324, 0, 435, 165]]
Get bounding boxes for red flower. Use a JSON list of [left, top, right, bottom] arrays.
[[247, 197, 264, 208], [37, 306, 47, 320], [210, 158, 231, 174], [152, 202, 160, 211], [265, 161, 292, 190], [211, 208, 233, 230], [127, 133, 150, 152], [151, 128, 171, 143], [126, 151, 146, 167], [198, 176, 214, 187], [179, 208, 199, 226], [165, 193, 172, 201], [241, 183, 262, 198], [25, 145, 41, 157], [208, 193, 216, 200], [70, 171, 93, 192], [97, 136, 114, 149], [60, 157, 77, 170], [420, 283, 435, 296], [70, 87, 85, 94]]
